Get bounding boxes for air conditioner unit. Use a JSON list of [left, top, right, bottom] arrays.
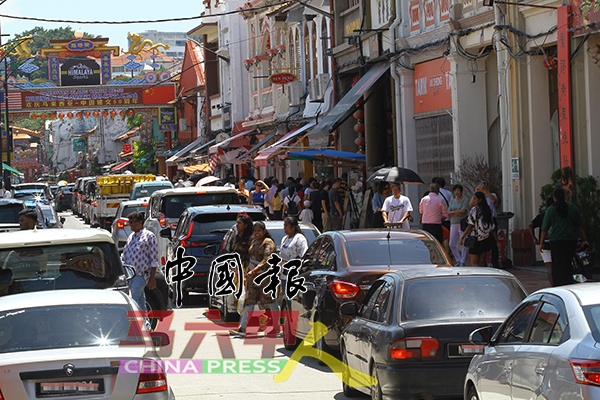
[[288, 81, 303, 107], [308, 78, 320, 102], [179, 118, 188, 131], [317, 73, 331, 99]]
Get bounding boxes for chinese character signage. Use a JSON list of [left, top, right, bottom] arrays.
[[60, 58, 101, 86], [413, 57, 452, 114], [139, 114, 153, 145], [557, 6, 573, 168], [410, 0, 421, 32], [158, 107, 178, 131], [49, 55, 60, 85], [101, 52, 112, 83]]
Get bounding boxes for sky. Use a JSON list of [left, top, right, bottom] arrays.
[[0, 0, 205, 49]]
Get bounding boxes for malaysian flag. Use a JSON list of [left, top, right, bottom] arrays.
[[0, 92, 23, 109]]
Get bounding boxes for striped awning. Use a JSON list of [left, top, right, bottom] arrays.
[[111, 160, 133, 172], [183, 163, 211, 174]]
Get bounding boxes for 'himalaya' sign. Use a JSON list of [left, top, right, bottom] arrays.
[[61, 58, 101, 86]]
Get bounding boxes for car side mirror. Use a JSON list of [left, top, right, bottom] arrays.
[[46, 218, 51, 226], [339, 302, 359, 317], [160, 228, 172, 238], [205, 245, 217, 256], [60, 217, 66, 224], [469, 325, 493, 345], [123, 265, 136, 281]]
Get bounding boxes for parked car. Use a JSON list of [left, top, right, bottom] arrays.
[[49, 185, 59, 197], [0, 199, 26, 232], [210, 220, 321, 321], [0, 290, 174, 399], [81, 179, 98, 225], [14, 189, 51, 206], [162, 204, 268, 306], [339, 267, 527, 399], [0, 229, 170, 328], [112, 199, 150, 252], [14, 182, 53, 201], [54, 185, 74, 211], [465, 282, 600, 400], [144, 186, 240, 271], [130, 180, 174, 201], [72, 177, 95, 217], [284, 229, 452, 354]]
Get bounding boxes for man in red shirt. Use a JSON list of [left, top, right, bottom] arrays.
[[419, 183, 448, 245]]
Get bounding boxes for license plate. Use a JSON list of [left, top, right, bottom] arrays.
[[459, 344, 484, 355], [36, 379, 104, 397]]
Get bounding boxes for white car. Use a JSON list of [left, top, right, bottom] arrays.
[[0, 289, 174, 399]]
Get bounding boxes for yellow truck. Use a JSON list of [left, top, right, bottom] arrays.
[[94, 174, 155, 229]]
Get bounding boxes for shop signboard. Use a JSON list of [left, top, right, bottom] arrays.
[[158, 107, 178, 131], [413, 57, 452, 114], [73, 138, 86, 152], [61, 58, 101, 86]]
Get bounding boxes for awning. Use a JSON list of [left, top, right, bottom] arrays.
[[308, 62, 390, 144], [209, 130, 255, 155], [255, 122, 316, 167], [139, 150, 156, 164], [237, 131, 277, 160], [191, 139, 216, 155], [111, 160, 134, 172], [113, 127, 139, 142], [183, 163, 211, 174], [2, 163, 24, 179], [284, 150, 366, 163], [102, 162, 120, 172], [161, 143, 187, 157], [166, 137, 206, 164]]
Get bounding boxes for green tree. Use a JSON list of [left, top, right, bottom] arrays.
[[125, 112, 154, 174]]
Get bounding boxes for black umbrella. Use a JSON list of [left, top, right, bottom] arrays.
[[367, 166, 424, 184]]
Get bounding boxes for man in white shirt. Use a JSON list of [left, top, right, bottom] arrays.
[[382, 182, 413, 229]]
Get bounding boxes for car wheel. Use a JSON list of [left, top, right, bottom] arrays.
[[145, 288, 163, 330], [341, 344, 361, 397], [221, 296, 238, 322], [282, 302, 300, 351], [370, 364, 383, 400], [467, 385, 479, 400]]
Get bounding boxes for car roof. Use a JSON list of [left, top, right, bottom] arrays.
[[330, 229, 435, 242], [0, 228, 114, 247], [0, 199, 25, 206], [534, 283, 600, 306], [186, 204, 266, 215], [120, 199, 150, 206], [386, 267, 516, 281], [0, 289, 129, 311], [15, 183, 48, 187], [150, 186, 238, 197], [133, 181, 173, 187]]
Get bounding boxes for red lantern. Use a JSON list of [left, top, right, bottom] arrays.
[[357, 149, 365, 154], [119, 110, 126, 117], [58, 113, 65, 119], [30, 114, 37, 120], [76, 112, 82, 118], [40, 113, 47, 119], [102, 111, 109, 117], [354, 122, 365, 134], [353, 109, 364, 120], [110, 110, 117, 117], [67, 112, 74, 118], [92, 111, 100, 117], [354, 136, 365, 147], [84, 111, 91, 117], [127, 110, 134, 116]]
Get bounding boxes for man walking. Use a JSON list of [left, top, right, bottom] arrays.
[[121, 211, 158, 315], [382, 182, 413, 229], [419, 183, 448, 244], [329, 178, 344, 230]]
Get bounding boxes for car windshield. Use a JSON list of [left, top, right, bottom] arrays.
[[402, 276, 526, 321], [0, 242, 123, 295], [60, 188, 73, 194], [161, 193, 240, 219], [191, 213, 266, 235], [0, 304, 132, 353], [123, 205, 147, 217], [0, 204, 23, 223], [40, 207, 56, 223], [344, 239, 446, 267], [131, 184, 172, 200], [14, 191, 45, 201]]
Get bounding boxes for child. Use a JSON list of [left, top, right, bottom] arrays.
[[299, 200, 314, 224]]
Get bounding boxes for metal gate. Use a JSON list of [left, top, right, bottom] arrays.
[[415, 114, 454, 187]]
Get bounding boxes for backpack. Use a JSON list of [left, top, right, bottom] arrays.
[[286, 195, 299, 217]]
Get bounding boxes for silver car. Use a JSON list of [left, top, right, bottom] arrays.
[[112, 199, 150, 252], [465, 282, 600, 400], [0, 289, 174, 399]]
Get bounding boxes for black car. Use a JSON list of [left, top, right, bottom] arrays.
[[162, 204, 268, 305], [339, 267, 527, 400], [55, 185, 74, 211], [0, 199, 26, 232]]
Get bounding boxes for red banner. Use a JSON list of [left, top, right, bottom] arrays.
[[414, 58, 452, 114], [557, 6, 573, 169]]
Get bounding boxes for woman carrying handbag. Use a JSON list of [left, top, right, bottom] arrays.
[[459, 191, 499, 267]]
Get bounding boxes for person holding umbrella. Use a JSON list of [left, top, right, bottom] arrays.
[[382, 182, 413, 229]]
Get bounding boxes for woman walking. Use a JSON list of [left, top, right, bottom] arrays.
[[280, 217, 308, 293], [227, 212, 253, 336], [272, 184, 285, 220], [448, 184, 470, 265], [540, 187, 589, 286], [249, 180, 268, 206], [233, 221, 278, 336], [372, 182, 390, 228], [460, 191, 498, 267], [237, 179, 250, 204]]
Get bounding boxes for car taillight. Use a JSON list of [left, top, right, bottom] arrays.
[[390, 338, 439, 360], [142, 203, 148, 207], [136, 372, 167, 393], [117, 218, 129, 229], [61, 194, 64, 197], [570, 359, 600, 386], [159, 213, 167, 228], [92, 202, 98, 207], [0, 388, 4, 399], [329, 280, 360, 299]]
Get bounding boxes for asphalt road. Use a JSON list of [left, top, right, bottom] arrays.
[[59, 210, 355, 400]]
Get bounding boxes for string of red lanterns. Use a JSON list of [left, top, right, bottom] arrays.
[[353, 108, 365, 154], [28, 110, 136, 119]]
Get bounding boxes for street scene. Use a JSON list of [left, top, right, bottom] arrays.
[[0, 0, 599, 398]]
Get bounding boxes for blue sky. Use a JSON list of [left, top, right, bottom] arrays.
[[0, 0, 205, 49]]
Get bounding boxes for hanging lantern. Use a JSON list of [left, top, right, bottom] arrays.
[[353, 109, 364, 120], [357, 149, 365, 155], [67, 112, 74, 118], [102, 111, 109, 117], [30, 114, 37, 120], [58, 113, 65, 119], [111, 110, 118, 117], [39, 113, 47, 119], [76, 112, 82, 118], [127, 110, 134, 116], [84, 111, 91, 117], [49, 113, 57, 119], [92, 111, 100, 117], [353, 122, 365, 134], [354, 136, 365, 147], [353, 107, 365, 154], [119, 110, 126, 117]]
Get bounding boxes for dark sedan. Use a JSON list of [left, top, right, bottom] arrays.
[[340, 267, 527, 400], [163, 204, 268, 305], [283, 229, 452, 354], [55, 185, 74, 211]]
